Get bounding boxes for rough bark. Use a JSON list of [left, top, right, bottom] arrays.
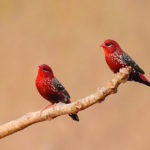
[[0, 67, 131, 139]]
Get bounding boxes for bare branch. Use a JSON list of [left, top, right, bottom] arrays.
[[0, 67, 131, 139]]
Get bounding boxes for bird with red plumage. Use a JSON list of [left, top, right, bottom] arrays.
[[36, 64, 79, 121], [100, 39, 150, 86]]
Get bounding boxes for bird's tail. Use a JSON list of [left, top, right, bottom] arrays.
[[69, 114, 79, 121], [132, 72, 150, 87], [65, 98, 79, 121]]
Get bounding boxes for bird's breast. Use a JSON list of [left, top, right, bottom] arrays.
[[105, 53, 126, 73], [36, 78, 64, 103]]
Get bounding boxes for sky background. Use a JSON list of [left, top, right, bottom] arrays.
[[0, 0, 150, 150]]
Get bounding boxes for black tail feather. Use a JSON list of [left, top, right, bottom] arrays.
[[130, 72, 150, 87], [69, 114, 79, 121]]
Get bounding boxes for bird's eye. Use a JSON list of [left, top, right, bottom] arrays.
[[106, 43, 112, 46], [43, 68, 49, 72]]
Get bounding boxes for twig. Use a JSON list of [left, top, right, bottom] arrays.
[[0, 67, 131, 139]]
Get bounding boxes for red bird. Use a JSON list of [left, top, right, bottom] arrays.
[[100, 39, 150, 86], [36, 64, 79, 121]]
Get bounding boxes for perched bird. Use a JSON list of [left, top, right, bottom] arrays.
[[100, 39, 150, 86], [36, 64, 79, 121]]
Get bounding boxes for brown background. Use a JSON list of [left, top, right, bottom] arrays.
[[0, 0, 150, 150]]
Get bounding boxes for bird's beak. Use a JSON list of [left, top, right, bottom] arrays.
[[99, 43, 105, 48]]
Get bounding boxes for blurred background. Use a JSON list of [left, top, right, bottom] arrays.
[[0, 0, 150, 150]]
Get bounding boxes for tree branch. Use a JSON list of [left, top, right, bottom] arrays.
[[0, 67, 131, 139]]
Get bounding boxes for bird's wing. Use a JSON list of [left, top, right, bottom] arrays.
[[122, 52, 145, 74], [52, 77, 70, 98]]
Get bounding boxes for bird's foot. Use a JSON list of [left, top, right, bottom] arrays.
[[40, 103, 53, 116]]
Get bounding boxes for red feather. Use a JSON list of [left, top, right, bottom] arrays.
[[100, 39, 150, 87]]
